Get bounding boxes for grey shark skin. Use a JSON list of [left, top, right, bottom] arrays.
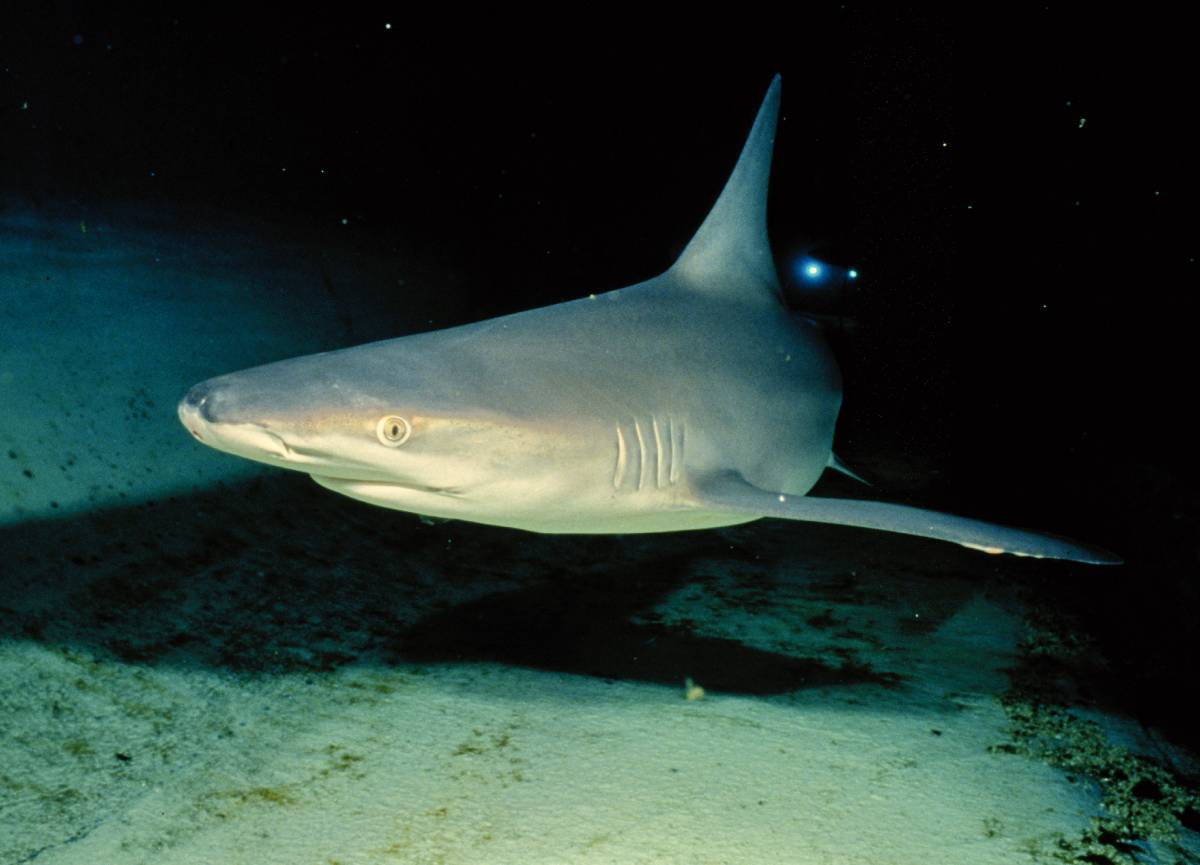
[[179, 76, 1119, 565]]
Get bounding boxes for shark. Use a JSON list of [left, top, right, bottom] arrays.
[[178, 75, 1118, 565]]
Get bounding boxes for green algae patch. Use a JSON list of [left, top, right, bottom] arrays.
[[991, 604, 1200, 864], [201, 783, 301, 818]]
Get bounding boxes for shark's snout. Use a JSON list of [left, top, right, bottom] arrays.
[[178, 380, 225, 441], [178, 377, 309, 466], [181, 380, 220, 420], [179, 385, 205, 440]]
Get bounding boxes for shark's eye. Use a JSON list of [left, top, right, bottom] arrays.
[[376, 415, 411, 447]]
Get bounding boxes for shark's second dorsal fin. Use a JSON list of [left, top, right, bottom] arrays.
[[671, 75, 782, 300]]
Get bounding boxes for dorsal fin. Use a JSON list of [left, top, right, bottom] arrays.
[[671, 75, 782, 299]]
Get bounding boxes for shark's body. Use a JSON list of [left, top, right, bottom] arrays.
[[179, 77, 1117, 565]]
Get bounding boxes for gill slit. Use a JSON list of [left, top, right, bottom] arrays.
[[613, 424, 628, 489], [652, 417, 665, 488], [613, 416, 686, 492], [668, 416, 681, 484], [633, 420, 648, 491]]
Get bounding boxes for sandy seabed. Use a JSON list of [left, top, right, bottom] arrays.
[[1, 207, 1196, 865]]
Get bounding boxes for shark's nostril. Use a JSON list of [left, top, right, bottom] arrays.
[[186, 382, 209, 405], [181, 381, 224, 423]]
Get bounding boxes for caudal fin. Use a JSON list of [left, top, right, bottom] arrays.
[[826, 452, 872, 486]]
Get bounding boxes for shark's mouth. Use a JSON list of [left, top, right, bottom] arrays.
[[310, 475, 461, 497]]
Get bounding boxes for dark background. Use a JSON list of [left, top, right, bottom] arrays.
[[3, 8, 1196, 744]]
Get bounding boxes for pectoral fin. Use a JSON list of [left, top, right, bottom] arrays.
[[691, 472, 1120, 565]]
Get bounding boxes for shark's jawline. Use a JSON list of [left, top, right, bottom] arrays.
[[311, 475, 462, 498], [179, 74, 1119, 565]]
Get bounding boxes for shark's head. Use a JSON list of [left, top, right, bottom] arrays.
[[177, 339, 593, 523]]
